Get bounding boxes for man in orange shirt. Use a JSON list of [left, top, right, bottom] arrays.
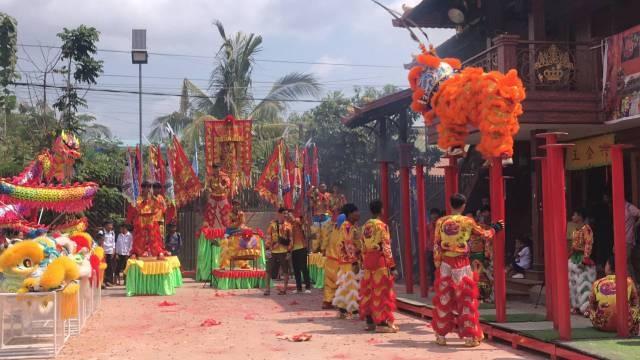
[[288, 212, 311, 293]]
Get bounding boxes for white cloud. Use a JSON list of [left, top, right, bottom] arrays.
[[309, 55, 350, 79]]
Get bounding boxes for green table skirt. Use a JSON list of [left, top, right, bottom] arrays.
[[126, 267, 183, 296], [309, 264, 325, 288], [196, 235, 222, 281], [211, 275, 266, 290]]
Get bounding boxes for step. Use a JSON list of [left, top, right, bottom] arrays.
[[507, 278, 544, 293], [506, 288, 530, 300], [524, 269, 545, 281]]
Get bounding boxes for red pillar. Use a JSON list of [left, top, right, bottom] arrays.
[[490, 157, 507, 322], [400, 165, 413, 293], [610, 145, 630, 337], [416, 164, 429, 297], [546, 143, 572, 340], [380, 161, 390, 224], [536, 132, 565, 329]]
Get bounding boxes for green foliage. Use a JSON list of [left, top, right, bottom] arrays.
[[54, 25, 104, 134], [149, 21, 321, 160], [0, 12, 18, 130]]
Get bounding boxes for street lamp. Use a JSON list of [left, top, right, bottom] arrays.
[[132, 29, 147, 167]]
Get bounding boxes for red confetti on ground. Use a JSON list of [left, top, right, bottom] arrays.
[[158, 301, 177, 307], [307, 318, 315, 322], [288, 300, 300, 305], [244, 313, 256, 320], [367, 338, 383, 345], [274, 331, 284, 337], [277, 333, 312, 342], [296, 312, 304, 316], [425, 323, 432, 328], [200, 319, 222, 327]]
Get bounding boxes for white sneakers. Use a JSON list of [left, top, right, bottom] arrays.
[[512, 273, 524, 279]]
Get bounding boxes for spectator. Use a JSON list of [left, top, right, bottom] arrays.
[[98, 220, 116, 286], [478, 205, 491, 225], [593, 193, 613, 267], [264, 207, 292, 296], [165, 223, 182, 256], [288, 212, 311, 294], [624, 201, 640, 283], [115, 224, 132, 285], [426, 208, 441, 288], [510, 236, 532, 278]]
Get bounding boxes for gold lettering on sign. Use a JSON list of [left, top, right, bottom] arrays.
[[534, 45, 575, 83]]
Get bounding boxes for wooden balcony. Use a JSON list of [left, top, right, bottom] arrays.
[[463, 35, 603, 125]]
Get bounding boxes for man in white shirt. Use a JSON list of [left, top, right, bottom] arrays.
[[115, 224, 133, 285], [98, 220, 116, 286]]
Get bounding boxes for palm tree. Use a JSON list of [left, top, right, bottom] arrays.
[[149, 21, 321, 147]]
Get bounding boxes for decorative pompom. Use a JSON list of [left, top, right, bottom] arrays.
[[416, 53, 441, 69]]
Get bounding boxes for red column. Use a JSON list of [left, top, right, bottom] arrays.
[[400, 165, 413, 293], [416, 164, 428, 297], [490, 157, 507, 322], [610, 145, 630, 337], [546, 143, 572, 340], [380, 161, 390, 224]]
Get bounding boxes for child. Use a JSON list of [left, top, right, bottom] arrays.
[[165, 223, 182, 256], [115, 224, 133, 285], [511, 236, 532, 278]]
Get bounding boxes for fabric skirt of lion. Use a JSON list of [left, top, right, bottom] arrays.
[[332, 263, 361, 313], [359, 252, 396, 324], [432, 256, 483, 340], [569, 255, 596, 314]]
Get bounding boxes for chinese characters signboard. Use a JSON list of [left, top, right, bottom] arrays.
[[605, 24, 640, 120], [566, 134, 615, 171]]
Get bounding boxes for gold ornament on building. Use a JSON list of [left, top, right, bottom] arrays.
[[534, 45, 574, 83]]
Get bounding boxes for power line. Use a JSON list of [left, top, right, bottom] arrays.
[[13, 82, 325, 103], [18, 43, 401, 69]]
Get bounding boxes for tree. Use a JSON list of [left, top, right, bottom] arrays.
[[53, 25, 103, 134], [0, 13, 18, 139], [149, 21, 321, 149]]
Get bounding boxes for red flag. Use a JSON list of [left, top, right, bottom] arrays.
[[255, 141, 282, 207], [149, 145, 167, 192], [168, 135, 202, 208]]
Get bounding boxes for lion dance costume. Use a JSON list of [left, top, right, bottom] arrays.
[[310, 186, 331, 252], [408, 46, 525, 159], [132, 194, 167, 257], [469, 224, 493, 302], [588, 275, 640, 334], [432, 214, 497, 345], [359, 218, 396, 330], [331, 219, 361, 317], [322, 215, 343, 308], [569, 224, 596, 315]]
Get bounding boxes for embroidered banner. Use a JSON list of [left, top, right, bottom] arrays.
[[168, 135, 202, 208]]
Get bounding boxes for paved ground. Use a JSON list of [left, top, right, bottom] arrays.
[[60, 280, 543, 360]]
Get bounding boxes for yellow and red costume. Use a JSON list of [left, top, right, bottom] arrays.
[[468, 224, 493, 302], [569, 224, 596, 314], [329, 193, 347, 221], [359, 218, 396, 325], [331, 220, 361, 314], [204, 172, 232, 229], [322, 222, 341, 305], [432, 214, 495, 342], [132, 194, 167, 257], [310, 187, 331, 252], [154, 193, 167, 239], [588, 275, 640, 334]]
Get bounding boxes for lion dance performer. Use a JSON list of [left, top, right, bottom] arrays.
[[204, 164, 232, 229], [359, 200, 398, 333], [131, 181, 167, 258], [331, 203, 362, 318], [588, 256, 640, 334], [152, 182, 167, 238], [568, 209, 596, 316], [432, 193, 504, 347]]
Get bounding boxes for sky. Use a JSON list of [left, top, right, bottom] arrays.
[[3, 0, 454, 142]]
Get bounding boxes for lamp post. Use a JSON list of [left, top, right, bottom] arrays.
[[131, 29, 148, 165]]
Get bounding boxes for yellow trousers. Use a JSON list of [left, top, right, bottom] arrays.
[[323, 257, 339, 303]]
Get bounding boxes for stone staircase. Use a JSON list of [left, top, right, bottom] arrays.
[[506, 269, 545, 303]]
